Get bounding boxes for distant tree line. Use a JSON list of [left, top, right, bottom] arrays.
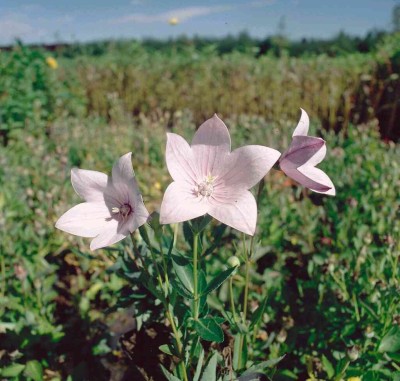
[[49, 29, 389, 58]]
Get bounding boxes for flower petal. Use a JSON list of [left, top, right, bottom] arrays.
[[281, 144, 335, 195], [304, 143, 326, 167], [292, 108, 310, 137], [90, 218, 128, 250], [192, 114, 231, 177], [216, 145, 281, 189], [208, 190, 257, 235], [110, 152, 144, 206], [55, 202, 111, 237], [280, 136, 325, 167], [297, 164, 336, 195], [112, 152, 135, 185], [160, 182, 208, 224], [90, 205, 149, 251], [131, 198, 150, 228], [166, 133, 199, 185], [71, 168, 108, 202]]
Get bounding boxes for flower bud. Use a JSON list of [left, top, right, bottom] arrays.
[[227, 256, 240, 268], [276, 329, 287, 343], [346, 345, 360, 361], [364, 325, 374, 338]]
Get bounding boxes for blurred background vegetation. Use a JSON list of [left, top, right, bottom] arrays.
[[0, 18, 399, 381]]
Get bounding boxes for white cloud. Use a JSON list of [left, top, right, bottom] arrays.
[[112, 5, 232, 24]]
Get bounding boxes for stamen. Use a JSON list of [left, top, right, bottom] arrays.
[[111, 204, 133, 218], [196, 173, 216, 198]]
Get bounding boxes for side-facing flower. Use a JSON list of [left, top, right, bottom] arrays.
[[56, 153, 149, 250], [160, 114, 281, 235], [279, 109, 335, 195]]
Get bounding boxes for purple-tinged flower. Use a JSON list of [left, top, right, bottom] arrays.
[[280, 109, 335, 196], [56, 153, 149, 250], [160, 115, 281, 235]]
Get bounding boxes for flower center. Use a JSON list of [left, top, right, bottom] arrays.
[[111, 203, 132, 218], [196, 174, 216, 198]]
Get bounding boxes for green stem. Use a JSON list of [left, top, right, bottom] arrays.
[[0, 256, 5, 299], [334, 359, 350, 381], [229, 276, 237, 323], [159, 240, 170, 290], [243, 253, 251, 323], [237, 179, 264, 368], [193, 232, 200, 320], [130, 234, 188, 381], [392, 245, 399, 284], [166, 309, 189, 381], [352, 293, 360, 322]]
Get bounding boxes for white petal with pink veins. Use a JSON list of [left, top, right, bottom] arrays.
[[217, 145, 280, 189], [71, 169, 108, 202], [292, 108, 310, 136], [90, 218, 127, 250], [192, 115, 231, 177], [280, 109, 335, 196], [112, 152, 135, 184], [55, 202, 111, 237], [208, 190, 257, 236], [56, 152, 149, 250], [298, 165, 335, 195], [160, 182, 209, 224], [280, 136, 325, 167], [166, 133, 200, 185]]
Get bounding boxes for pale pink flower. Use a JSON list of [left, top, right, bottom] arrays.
[[280, 109, 335, 196], [160, 115, 281, 235], [56, 153, 149, 250]]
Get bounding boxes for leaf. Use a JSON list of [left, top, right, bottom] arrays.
[[193, 215, 212, 233], [249, 296, 268, 330], [160, 365, 182, 381], [202, 266, 237, 296], [171, 278, 194, 299], [379, 325, 400, 353], [194, 317, 224, 343], [139, 225, 151, 246], [183, 221, 194, 248], [204, 224, 227, 256], [172, 255, 194, 294], [24, 360, 43, 381], [1, 363, 25, 377], [241, 355, 285, 375], [193, 346, 205, 381], [159, 344, 173, 356], [238, 372, 268, 381], [233, 334, 248, 371], [200, 351, 219, 381], [321, 354, 335, 378]]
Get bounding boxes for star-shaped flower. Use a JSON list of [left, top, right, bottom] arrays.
[[56, 153, 149, 250], [160, 115, 281, 235], [279, 109, 335, 195]]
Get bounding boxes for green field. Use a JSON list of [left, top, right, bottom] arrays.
[[0, 36, 399, 381]]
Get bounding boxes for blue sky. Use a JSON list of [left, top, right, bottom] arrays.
[[0, 0, 397, 45]]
